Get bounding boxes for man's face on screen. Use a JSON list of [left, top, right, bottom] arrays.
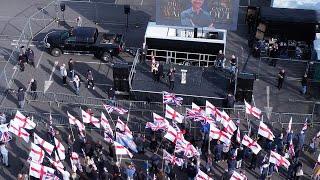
[[192, 0, 204, 10]]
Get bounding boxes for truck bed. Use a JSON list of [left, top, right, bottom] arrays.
[[97, 33, 122, 45]]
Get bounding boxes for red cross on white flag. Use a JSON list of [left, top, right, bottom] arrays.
[[230, 171, 247, 180], [164, 124, 184, 143], [33, 133, 54, 155], [241, 135, 262, 155], [9, 120, 30, 142], [54, 137, 66, 160], [165, 104, 184, 123], [209, 125, 232, 145], [195, 169, 213, 180], [81, 109, 100, 128], [258, 121, 275, 141], [269, 150, 290, 169], [29, 143, 45, 164], [244, 101, 261, 119], [48, 151, 64, 173], [29, 161, 55, 180], [14, 110, 36, 130], [153, 112, 170, 126]]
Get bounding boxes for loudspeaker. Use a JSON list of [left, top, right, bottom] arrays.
[[113, 63, 130, 93], [194, 28, 198, 38], [60, 3, 66, 12], [124, 5, 130, 14], [237, 73, 255, 91], [113, 63, 129, 80]]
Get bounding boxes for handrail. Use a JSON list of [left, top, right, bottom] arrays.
[[129, 49, 140, 89], [146, 48, 217, 67]]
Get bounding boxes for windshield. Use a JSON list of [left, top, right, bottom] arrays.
[[61, 31, 70, 40]]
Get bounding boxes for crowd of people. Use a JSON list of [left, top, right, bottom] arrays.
[[0, 91, 319, 180]]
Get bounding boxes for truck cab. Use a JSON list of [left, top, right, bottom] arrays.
[[44, 27, 123, 61]]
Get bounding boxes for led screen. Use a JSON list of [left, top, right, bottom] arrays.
[[156, 0, 240, 30]]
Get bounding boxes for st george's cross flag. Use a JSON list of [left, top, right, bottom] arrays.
[[244, 101, 261, 119], [103, 104, 128, 115], [54, 137, 66, 160], [9, 120, 30, 142], [258, 121, 275, 141], [191, 102, 205, 116], [241, 135, 262, 155], [230, 171, 247, 180], [29, 161, 56, 180], [116, 117, 133, 139], [165, 104, 184, 123], [163, 149, 184, 166], [209, 125, 232, 145], [164, 124, 185, 143], [67, 112, 85, 133], [220, 111, 237, 135], [269, 150, 290, 169], [195, 169, 213, 180], [236, 128, 241, 143], [0, 124, 12, 143], [163, 91, 183, 106], [114, 141, 133, 158], [13, 110, 36, 130], [33, 133, 54, 155], [81, 109, 100, 128], [47, 151, 64, 174], [28, 143, 45, 164]]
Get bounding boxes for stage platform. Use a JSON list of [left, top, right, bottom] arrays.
[[130, 62, 232, 106]]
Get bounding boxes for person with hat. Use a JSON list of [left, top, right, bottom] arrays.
[[17, 87, 26, 109], [229, 55, 237, 74]]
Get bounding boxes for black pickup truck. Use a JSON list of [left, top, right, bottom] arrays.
[[43, 27, 123, 61]]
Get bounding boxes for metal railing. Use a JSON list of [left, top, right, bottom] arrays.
[[146, 49, 217, 67], [129, 49, 140, 89]]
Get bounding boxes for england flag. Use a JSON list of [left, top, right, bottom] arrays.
[[258, 121, 275, 141], [165, 104, 184, 123]]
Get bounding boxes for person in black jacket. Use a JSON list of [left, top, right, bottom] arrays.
[[30, 79, 37, 100], [17, 87, 26, 109], [277, 69, 285, 90], [167, 67, 176, 90], [301, 74, 307, 95]]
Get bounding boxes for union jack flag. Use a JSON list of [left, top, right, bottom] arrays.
[[175, 139, 200, 158], [163, 91, 183, 106], [103, 104, 128, 115], [163, 149, 184, 166]]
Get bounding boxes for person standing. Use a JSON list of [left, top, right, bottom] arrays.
[[73, 75, 80, 95], [125, 162, 136, 180], [68, 58, 75, 79], [17, 87, 26, 109], [25, 48, 35, 67], [76, 16, 82, 27], [216, 50, 225, 68], [277, 69, 285, 90], [0, 142, 9, 167], [230, 55, 237, 74], [0, 112, 6, 124], [60, 64, 68, 85], [86, 70, 95, 90], [301, 74, 307, 95], [167, 67, 176, 90], [18, 54, 25, 72], [30, 79, 37, 100]]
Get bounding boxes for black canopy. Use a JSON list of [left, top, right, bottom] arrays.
[[260, 7, 320, 24]]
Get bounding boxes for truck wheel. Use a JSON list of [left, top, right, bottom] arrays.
[[101, 52, 111, 61], [51, 48, 62, 57]]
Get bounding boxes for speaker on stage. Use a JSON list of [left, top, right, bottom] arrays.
[[124, 5, 130, 14], [113, 63, 130, 93], [235, 73, 255, 102], [194, 28, 198, 38]]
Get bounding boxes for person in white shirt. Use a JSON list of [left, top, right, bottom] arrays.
[[0, 142, 9, 167], [62, 167, 70, 180], [0, 113, 6, 124], [73, 75, 80, 95]]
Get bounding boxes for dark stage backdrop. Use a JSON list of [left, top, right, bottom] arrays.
[[156, 0, 240, 30]]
